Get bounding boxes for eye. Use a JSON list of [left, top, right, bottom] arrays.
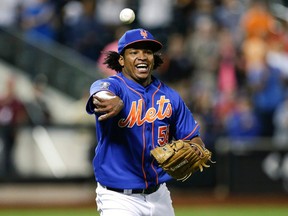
[[128, 50, 138, 55], [145, 50, 153, 55]]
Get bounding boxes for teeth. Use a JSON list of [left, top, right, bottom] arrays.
[[136, 64, 147, 68]]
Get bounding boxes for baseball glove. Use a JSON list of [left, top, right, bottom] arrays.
[[151, 140, 214, 181]]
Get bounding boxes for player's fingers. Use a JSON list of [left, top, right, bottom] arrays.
[[97, 104, 122, 121], [93, 98, 113, 110], [93, 99, 102, 108], [93, 96, 107, 106], [98, 113, 112, 121], [94, 107, 103, 113], [93, 94, 105, 102], [94, 105, 111, 113]]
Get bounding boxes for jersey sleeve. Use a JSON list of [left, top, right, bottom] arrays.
[[85, 78, 119, 114]]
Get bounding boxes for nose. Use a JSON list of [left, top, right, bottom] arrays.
[[137, 50, 148, 60]]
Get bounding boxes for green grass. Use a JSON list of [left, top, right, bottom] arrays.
[[1, 206, 288, 216]]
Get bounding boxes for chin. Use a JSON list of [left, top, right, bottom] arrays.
[[137, 74, 149, 80]]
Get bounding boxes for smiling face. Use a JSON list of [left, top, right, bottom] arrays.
[[118, 44, 155, 87]]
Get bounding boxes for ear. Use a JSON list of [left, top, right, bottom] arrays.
[[118, 55, 124, 67]]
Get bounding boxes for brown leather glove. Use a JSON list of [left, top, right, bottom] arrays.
[[151, 140, 214, 181]]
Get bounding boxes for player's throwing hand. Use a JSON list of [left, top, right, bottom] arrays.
[[93, 91, 124, 121]]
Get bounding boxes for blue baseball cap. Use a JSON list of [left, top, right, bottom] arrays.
[[118, 28, 163, 54]]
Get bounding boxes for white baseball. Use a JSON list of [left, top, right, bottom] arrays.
[[119, 8, 135, 24], [95, 91, 116, 100]]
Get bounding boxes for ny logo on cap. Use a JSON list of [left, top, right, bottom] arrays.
[[140, 29, 148, 39]]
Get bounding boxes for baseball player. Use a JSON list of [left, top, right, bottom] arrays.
[[86, 28, 206, 216]]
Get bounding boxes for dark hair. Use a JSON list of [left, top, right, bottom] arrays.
[[103, 51, 164, 72]]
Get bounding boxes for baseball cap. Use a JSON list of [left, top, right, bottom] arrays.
[[118, 28, 163, 54]]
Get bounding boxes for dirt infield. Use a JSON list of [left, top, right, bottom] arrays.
[[0, 183, 288, 209], [170, 188, 288, 207]]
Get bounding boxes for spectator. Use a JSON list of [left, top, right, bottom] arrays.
[[0, 75, 28, 177], [224, 93, 261, 139], [24, 74, 52, 126], [157, 32, 193, 102], [273, 94, 288, 148], [67, 0, 110, 61], [56, 0, 84, 44], [184, 16, 219, 93], [240, 0, 275, 39], [96, 26, 128, 77], [171, 0, 194, 35], [247, 61, 285, 137], [213, 90, 237, 134], [95, 0, 131, 29], [266, 33, 288, 81], [186, 0, 216, 32], [217, 28, 238, 95], [0, 0, 21, 29], [137, 0, 174, 45], [19, 0, 57, 43], [214, 0, 246, 46], [189, 87, 220, 150]]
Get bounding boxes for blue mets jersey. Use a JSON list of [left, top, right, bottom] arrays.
[[86, 72, 200, 189]]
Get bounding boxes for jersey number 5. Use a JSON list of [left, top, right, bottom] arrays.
[[158, 125, 170, 146]]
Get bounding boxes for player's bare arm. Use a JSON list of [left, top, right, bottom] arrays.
[[93, 91, 124, 121]]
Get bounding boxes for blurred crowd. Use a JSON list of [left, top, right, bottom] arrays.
[[1, 0, 288, 152]]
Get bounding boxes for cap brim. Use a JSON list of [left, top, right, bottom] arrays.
[[121, 39, 162, 54]]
